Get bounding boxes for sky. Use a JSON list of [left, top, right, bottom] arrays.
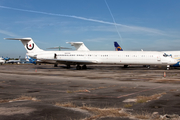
[[0, 0, 180, 58]]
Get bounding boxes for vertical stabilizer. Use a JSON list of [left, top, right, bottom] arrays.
[[5, 38, 43, 53], [114, 42, 123, 51]]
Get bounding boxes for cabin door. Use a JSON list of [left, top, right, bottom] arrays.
[[157, 56, 161, 61]]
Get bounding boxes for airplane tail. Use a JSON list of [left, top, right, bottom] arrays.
[[67, 42, 89, 51], [114, 42, 123, 51], [5, 38, 43, 53]]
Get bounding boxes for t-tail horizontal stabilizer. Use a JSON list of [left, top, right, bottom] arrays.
[[4, 38, 43, 53]]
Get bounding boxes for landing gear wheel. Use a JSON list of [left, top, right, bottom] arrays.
[[76, 65, 81, 70], [82, 65, 87, 69], [124, 65, 128, 68], [54, 64, 58, 67], [167, 65, 170, 70], [147, 65, 150, 69], [67, 65, 70, 69]]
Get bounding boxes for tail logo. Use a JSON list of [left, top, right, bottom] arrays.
[[26, 43, 34, 50], [116, 46, 122, 51]]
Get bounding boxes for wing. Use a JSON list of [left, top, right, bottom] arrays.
[[39, 58, 97, 65]]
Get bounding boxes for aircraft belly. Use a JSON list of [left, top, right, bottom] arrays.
[[120, 58, 162, 65]]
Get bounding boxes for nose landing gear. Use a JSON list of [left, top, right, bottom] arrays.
[[167, 65, 170, 70]]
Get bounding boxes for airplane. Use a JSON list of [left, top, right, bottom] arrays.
[[114, 41, 180, 68], [0, 57, 5, 65], [2, 56, 10, 61], [5, 38, 177, 70], [6, 56, 21, 64]]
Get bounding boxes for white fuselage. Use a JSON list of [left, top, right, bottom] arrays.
[[163, 51, 180, 60], [28, 51, 177, 65]]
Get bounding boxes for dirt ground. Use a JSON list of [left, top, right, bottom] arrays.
[[0, 64, 180, 120]]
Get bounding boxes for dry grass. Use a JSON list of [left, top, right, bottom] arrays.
[[80, 106, 129, 120], [169, 89, 178, 92], [153, 79, 180, 83], [0, 95, 39, 103], [55, 102, 76, 108], [98, 86, 107, 89], [89, 85, 116, 91], [134, 112, 151, 119], [123, 103, 134, 108], [55, 102, 130, 120], [66, 89, 90, 93], [55, 101, 172, 120], [66, 85, 116, 93], [66, 90, 73, 93], [136, 92, 166, 103], [0, 99, 9, 103], [81, 105, 122, 115], [10, 95, 39, 102]]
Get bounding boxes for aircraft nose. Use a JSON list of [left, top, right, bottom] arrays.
[[167, 58, 178, 65], [172, 59, 178, 64]]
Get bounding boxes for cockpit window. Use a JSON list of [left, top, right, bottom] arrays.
[[163, 53, 168, 57], [163, 53, 172, 57]]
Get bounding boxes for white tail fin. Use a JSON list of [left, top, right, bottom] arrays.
[[4, 38, 43, 53], [66, 42, 89, 51]]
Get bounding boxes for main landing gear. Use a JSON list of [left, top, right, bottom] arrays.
[[54, 64, 58, 67], [76, 65, 87, 70], [124, 65, 128, 68], [67, 64, 71, 69], [147, 65, 150, 69]]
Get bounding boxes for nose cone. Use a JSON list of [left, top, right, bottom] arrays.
[[164, 57, 178, 65], [170, 59, 178, 65]]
